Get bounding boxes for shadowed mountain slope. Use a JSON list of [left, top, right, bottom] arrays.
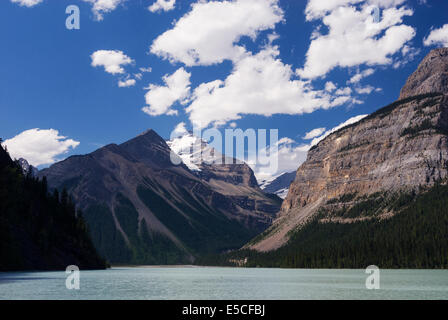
[[39, 130, 280, 264]]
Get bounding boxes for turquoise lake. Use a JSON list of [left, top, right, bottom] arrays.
[[0, 267, 447, 300]]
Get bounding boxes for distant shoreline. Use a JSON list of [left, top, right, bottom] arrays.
[[111, 265, 201, 268]]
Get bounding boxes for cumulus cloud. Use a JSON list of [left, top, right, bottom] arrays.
[[2, 129, 80, 167], [10, 0, 42, 7], [303, 128, 326, 140], [335, 87, 352, 96], [355, 85, 377, 94], [349, 68, 375, 84], [83, 0, 124, 21], [305, 0, 406, 20], [142, 67, 191, 116], [146, 0, 384, 128], [424, 24, 448, 47], [298, 2, 415, 79], [325, 81, 337, 92], [91, 50, 134, 75], [149, 0, 175, 13], [186, 45, 356, 128], [118, 78, 136, 87], [150, 0, 283, 66]]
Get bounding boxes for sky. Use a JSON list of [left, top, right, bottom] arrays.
[[1, 0, 448, 181]]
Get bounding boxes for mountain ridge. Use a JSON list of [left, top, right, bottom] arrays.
[[247, 48, 448, 252], [38, 129, 281, 264]]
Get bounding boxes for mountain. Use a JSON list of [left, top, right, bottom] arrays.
[[400, 48, 448, 99], [168, 133, 293, 200], [196, 48, 448, 268], [0, 143, 107, 271], [38, 130, 281, 264], [259, 171, 296, 199], [17, 158, 38, 177], [168, 133, 280, 200]]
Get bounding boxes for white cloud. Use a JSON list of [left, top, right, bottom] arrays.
[[355, 85, 376, 94], [335, 87, 352, 96], [310, 114, 368, 146], [305, 0, 406, 20], [172, 122, 188, 137], [83, 0, 124, 21], [393, 44, 420, 68], [91, 50, 134, 75], [149, 0, 176, 13], [139, 66, 152, 73], [298, 2, 415, 79], [303, 127, 326, 140], [424, 24, 448, 47], [253, 138, 309, 182], [186, 45, 355, 128], [150, 0, 283, 66], [142, 67, 191, 116], [349, 68, 375, 84], [10, 0, 42, 7], [305, 0, 362, 20], [147, 0, 382, 128], [3, 129, 80, 167], [276, 137, 295, 145], [325, 81, 337, 92], [118, 78, 136, 87]]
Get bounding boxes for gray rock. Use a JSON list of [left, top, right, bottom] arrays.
[[249, 49, 448, 252], [400, 47, 448, 99]]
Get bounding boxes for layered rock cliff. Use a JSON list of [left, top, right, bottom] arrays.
[[400, 48, 448, 99], [248, 48, 448, 252]]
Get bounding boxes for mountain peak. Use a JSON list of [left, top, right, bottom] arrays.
[[400, 47, 448, 99], [119, 129, 179, 169], [137, 128, 156, 137], [167, 132, 236, 172]]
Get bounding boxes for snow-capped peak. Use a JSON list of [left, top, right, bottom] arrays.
[[167, 133, 232, 172]]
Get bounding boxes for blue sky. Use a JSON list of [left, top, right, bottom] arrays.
[[1, 0, 448, 179]]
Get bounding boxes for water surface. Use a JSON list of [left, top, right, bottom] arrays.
[[0, 267, 447, 300]]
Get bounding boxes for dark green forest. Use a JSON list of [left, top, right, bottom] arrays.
[[0, 142, 107, 271], [78, 182, 258, 265], [197, 183, 448, 268]]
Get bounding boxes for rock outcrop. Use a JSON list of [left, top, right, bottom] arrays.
[[400, 48, 448, 99], [248, 48, 448, 252]]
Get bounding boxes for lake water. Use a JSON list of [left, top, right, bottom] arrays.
[[0, 267, 447, 300]]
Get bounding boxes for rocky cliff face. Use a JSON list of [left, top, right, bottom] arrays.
[[400, 48, 448, 99], [17, 158, 38, 177], [39, 129, 280, 264], [248, 48, 448, 252]]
